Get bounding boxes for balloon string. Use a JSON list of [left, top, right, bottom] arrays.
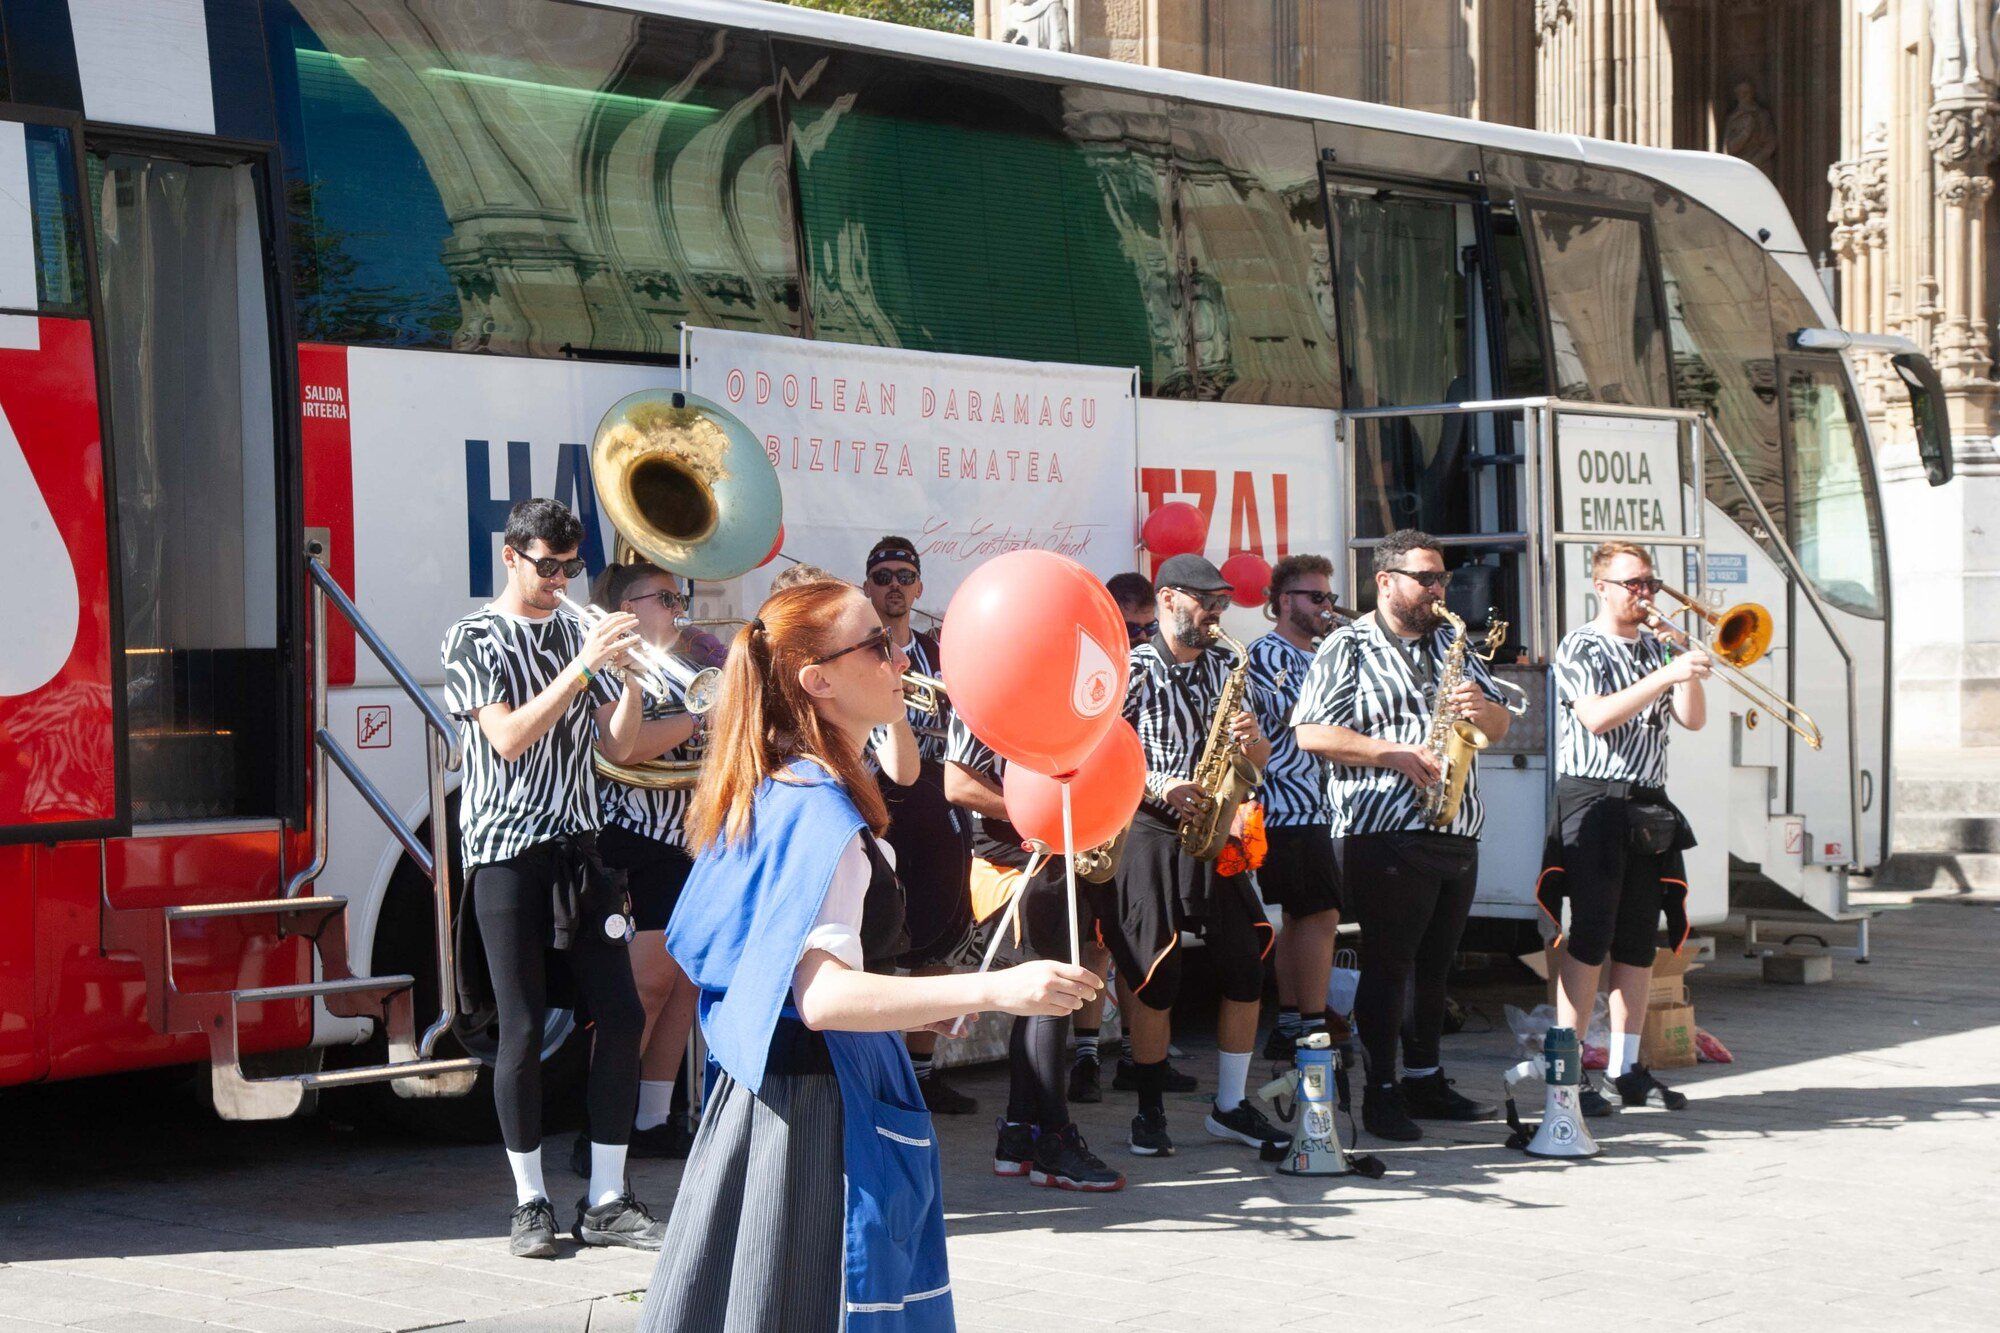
[[950, 852, 1042, 1040], [1061, 782, 1080, 968]]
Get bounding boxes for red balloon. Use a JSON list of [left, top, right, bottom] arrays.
[[1220, 552, 1272, 608], [1141, 502, 1206, 559], [757, 524, 786, 569], [1002, 721, 1144, 854], [941, 551, 1129, 777]]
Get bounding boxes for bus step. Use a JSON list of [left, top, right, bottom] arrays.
[[166, 895, 347, 922], [233, 974, 414, 1006], [210, 1056, 482, 1120], [303, 1057, 484, 1096]]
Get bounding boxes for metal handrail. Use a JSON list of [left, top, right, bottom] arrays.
[[286, 552, 461, 1060]]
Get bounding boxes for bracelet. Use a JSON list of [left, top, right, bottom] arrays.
[[576, 664, 595, 690]]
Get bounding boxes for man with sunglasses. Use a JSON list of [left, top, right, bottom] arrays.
[[1105, 553, 1287, 1158], [1541, 541, 1709, 1116], [441, 499, 664, 1257], [1292, 529, 1512, 1145], [1247, 554, 1348, 1065], [1108, 571, 1158, 647], [860, 536, 978, 1115]]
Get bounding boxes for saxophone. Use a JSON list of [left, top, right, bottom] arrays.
[[1178, 628, 1264, 860], [1416, 603, 1503, 828]]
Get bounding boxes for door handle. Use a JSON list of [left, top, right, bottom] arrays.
[[1859, 769, 1874, 812]]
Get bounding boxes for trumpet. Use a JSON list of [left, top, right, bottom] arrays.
[[1636, 587, 1822, 750], [902, 671, 947, 717], [557, 592, 721, 715]]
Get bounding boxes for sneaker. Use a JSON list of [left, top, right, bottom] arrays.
[[1112, 1059, 1199, 1094], [993, 1120, 1036, 1177], [1204, 1100, 1292, 1152], [1400, 1070, 1498, 1122], [919, 1072, 978, 1116], [1579, 1074, 1616, 1119], [1030, 1124, 1125, 1191], [1612, 1063, 1689, 1110], [630, 1113, 696, 1160], [1261, 1027, 1298, 1061], [1128, 1109, 1175, 1157], [1068, 1055, 1102, 1105], [1362, 1083, 1422, 1142], [573, 1193, 668, 1251], [509, 1198, 559, 1259]]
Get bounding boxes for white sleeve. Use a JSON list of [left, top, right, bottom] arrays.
[[799, 832, 895, 972]]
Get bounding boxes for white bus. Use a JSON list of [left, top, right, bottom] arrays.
[[0, 0, 1949, 1125]]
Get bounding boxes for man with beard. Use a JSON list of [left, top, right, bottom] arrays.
[[860, 536, 978, 1114], [1292, 530, 1512, 1144], [1247, 554, 1348, 1064], [1104, 554, 1288, 1158]]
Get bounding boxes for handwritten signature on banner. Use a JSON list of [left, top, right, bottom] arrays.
[[918, 516, 1103, 563]]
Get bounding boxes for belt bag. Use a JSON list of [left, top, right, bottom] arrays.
[[1626, 802, 1680, 857]]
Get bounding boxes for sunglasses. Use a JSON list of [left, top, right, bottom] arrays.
[[1284, 590, 1336, 606], [813, 626, 897, 667], [868, 568, 919, 587], [1127, 619, 1158, 644], [1170, 588, 1232, 615], [623, 589, 685, 611], [509, 547, 586, 579], [1602, 576, 1664, 596], [1384, 568, 1451, 590]]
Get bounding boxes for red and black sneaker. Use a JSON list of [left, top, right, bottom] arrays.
[[1030, 1123, 1126, 1192], [993, 1120, 1036, 1177]]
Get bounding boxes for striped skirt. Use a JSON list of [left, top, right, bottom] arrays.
[[638, 1066, 845, 1332]]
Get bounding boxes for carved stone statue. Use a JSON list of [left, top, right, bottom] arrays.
[[1001, 0, 1073, 52], [1722, 81, 1777, 174], [1930, 0, 2000, 94]]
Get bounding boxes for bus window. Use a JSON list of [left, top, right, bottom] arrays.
[[776, 45, 1183, 390], [1526, 206, 1673, 408], [267, 4, 799, 356], [4, 124, 88, 316], [1489, 204, 1547, 400], [1782, 359, 1885, 618], [1170, 105, 1337, 407]]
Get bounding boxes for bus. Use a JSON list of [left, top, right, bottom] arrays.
[[0, 0, 1951, 1124]]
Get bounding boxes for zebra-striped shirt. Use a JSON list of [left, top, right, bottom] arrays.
[[1247, 631, 1332, 827], [1125, 635, 1249, 823], [443, 607, 622, 868], [599, 675, 699, 848], [1290, 612, 1504, 839], [900, 630, 951, 764], [943, 714, 1030, 868], [1554, 624, 1675, 785]]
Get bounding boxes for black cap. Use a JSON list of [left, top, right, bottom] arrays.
[[1156, 553, 1229, 593]]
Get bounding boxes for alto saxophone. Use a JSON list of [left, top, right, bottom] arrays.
[[1416, 603, 1505, 828], [1179, 628, 1263, 860]]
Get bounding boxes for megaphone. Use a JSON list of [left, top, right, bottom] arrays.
[[1503, 1026, 1600, 1159], [1257, 1032, 1352, 1176]]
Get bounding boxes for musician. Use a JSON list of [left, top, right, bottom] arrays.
[[1109, 571, 1158, 646], [440, 499, 661, 1258], [640, 580, 1099, 1331], [1542, 541, 1708, 1114], [1107, 553, 1288, 1158], [1292, 529, 1511, 1144], [943, 716, 1124, 1191], [861, 536, 978, 1115], [582, 563, 706, 1165], [1247, 554, 1346, 1062]]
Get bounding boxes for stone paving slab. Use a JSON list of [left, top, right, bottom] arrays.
[[4, 898, 1997, 1331]]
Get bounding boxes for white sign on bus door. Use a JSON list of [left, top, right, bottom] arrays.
[[1553, 413, 1689, 632]]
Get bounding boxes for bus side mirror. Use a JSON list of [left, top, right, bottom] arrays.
[[1890, 351, 1953, 486]]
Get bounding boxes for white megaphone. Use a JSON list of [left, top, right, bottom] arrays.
[[1257, 1032, 1351, 1176], [1503, 1025, 1600, 1159]]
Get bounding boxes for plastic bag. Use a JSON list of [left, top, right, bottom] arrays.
[[1504, 995, 1609, 1060], [1325, 947, 1361, 1018], [1695, 1028, 1735, 1063]]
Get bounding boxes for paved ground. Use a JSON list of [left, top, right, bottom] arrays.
[[4, 896, 1997, 1332]]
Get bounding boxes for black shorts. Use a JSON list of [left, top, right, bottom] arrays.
[[976, 856, 1102, 967], [882, 759, 974, 969], [595, 823, 695, 934], [1097, 818, 1272, 1009], [1537, 777, 1691, 969], [1259, 824, 1343, 918]]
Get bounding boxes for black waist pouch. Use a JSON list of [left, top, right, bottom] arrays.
[[1626, 803, 1681, 857]]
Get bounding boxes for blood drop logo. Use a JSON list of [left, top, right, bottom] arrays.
[[1071, 628, 1118, 719]]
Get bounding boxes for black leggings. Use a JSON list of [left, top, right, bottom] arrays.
[[473, 849, 646, 1153], [1006, 1015, 1070, 1132], [1336, 832, 1479, 1083]]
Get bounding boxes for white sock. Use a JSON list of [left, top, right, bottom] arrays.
[[1403, 1065, 1439, 1079], [1214, 1050, 1251, 1112], [1612, 1033, 1641, 1078], [636, 1080, 676, 1131], [506, 1148, 547, 1207], [589, 1142, 628, 1208]]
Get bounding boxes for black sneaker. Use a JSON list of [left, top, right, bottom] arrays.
[[1261, 1027, 1299, 1061], [509, 1197, 558, 1259], [1112, 1059, 1199, 1094], [1128, 1109, 1175, 1157], [1068, 1055, 1102, 1105], [1204, 1100, 1292, 1152], [993, 1120, 1036, 1178], [573, 1193, 668, 1251], [1612, 1063, 1689, 1110], [1400, 1070, 1498, 1122], [919, 1072, 978, 1116], [630, 1113, 696, 1159], [1579, 1074, 1616, 1119], [1362, 1083, 1422, 1142], [1030, 1123, 1125, 1191]]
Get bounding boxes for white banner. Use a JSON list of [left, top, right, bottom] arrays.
[[1553, 413, 1692, 630], [686, 328, 1138, 610]]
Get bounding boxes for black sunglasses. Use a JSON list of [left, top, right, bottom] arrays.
[[509, 547, 586, 579], [1384, 568, 1451, 590], [1284, 590, 1336, 606], [1169, 587, 1232, 614], [868, 568, 919, 587], [623, 588, 685, 611], [813, 626, 897, 667], [1127, 619, 1158, 644], [1602, 576, 1664, 596]]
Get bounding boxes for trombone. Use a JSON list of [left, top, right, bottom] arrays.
[[1637, 585, 1822, 750], [556, 592, 722, 715]]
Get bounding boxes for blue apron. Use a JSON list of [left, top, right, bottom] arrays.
[[670, 765, 955, 1330]]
